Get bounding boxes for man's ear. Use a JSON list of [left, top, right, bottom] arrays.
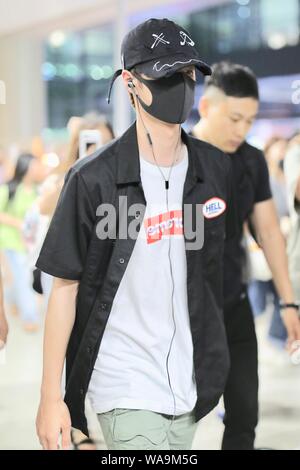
[[121, 70, 136, 108], [121, 70, 133, 88], [199, 95, 209, 118]]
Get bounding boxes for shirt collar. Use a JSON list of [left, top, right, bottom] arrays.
[[116, 121, 204, 186]]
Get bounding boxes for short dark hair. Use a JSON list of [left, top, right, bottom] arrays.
[[204, 61, 259, 100]]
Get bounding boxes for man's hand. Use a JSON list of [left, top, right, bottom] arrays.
[[281, 308, 300, 352], [36, 398, 72, 450]]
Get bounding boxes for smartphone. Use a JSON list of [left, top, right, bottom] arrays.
[[79, 129, 102, 159]]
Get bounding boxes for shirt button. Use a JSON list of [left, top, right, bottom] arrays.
[[79, 388, 84, 396], [119, 258, 125, 264], [100, 302, 107, 310], [87, 346, 92, 354]]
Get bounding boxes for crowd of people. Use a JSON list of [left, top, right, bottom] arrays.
[[0, 113, 114, 333]]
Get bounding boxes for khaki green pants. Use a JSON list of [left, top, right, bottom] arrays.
[[98, 409, 197, 450]]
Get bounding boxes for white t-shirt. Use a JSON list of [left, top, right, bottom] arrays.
[[88, 147, 197, 415]]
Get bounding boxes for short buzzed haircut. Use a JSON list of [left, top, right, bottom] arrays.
[[204, 61, 259, 100]]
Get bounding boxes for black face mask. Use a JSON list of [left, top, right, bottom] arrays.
[[133, 72, 196, 124]]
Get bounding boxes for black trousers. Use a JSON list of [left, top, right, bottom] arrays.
[[222, 294, 259, 450]]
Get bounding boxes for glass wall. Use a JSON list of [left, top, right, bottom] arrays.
[[42, 0, 300, 132], [43, 25, 114, 129], [189, 0, 299, 56]]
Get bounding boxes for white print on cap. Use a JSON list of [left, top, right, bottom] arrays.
[[153, 58, 203, 72], [179, 31, 195, 46], [203, 197, 226, 219], [150, 31, 195, 49], [151, 33, 170, 49]]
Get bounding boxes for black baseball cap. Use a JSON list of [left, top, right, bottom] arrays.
[[107, 18, 212, 103]]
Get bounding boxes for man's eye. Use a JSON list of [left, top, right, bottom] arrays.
[[185, 70, 195, 80]]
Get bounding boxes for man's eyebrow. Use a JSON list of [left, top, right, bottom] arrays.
[[230, 112, 256, 119]]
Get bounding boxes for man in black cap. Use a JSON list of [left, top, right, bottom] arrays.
[[36, 18, 237, 450]]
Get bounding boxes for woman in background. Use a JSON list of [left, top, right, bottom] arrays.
[[284, 133, 300, 304], [0, 153, 45, 331], [248, 137, 289, 346]]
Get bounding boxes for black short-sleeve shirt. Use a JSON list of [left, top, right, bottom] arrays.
[[223, 141, 272, 308], [37, 168, 96, 280], [36, 123, 237, 435]]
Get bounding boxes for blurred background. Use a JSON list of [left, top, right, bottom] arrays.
[[0, 0, 300, 450], [1, 0, 300, 148]]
